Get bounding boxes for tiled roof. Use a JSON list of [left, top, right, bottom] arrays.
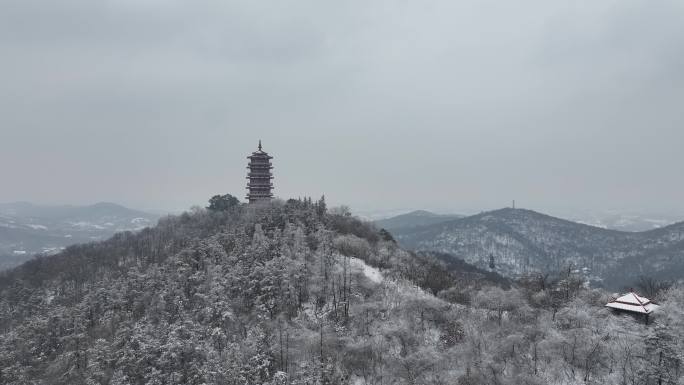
[[605, 292, 659, 314]]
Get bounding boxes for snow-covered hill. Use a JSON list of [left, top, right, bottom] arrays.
[[395, 208, 684, 288], [2, 200, 681, 385]]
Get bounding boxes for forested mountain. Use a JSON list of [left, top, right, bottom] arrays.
[[0, 202, 159, 270], [0, 200, 682, 384], [394, 208, 684, 288], [373, 210, 463, 232]]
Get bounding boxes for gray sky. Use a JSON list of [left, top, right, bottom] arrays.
[[1, 0, 683, 214]]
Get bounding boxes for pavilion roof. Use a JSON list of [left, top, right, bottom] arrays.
[[605, 291, 659, 314]]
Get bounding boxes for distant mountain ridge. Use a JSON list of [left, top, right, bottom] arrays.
[[394, 208, 684, 288], [557, 210, 684, 232], [0, 202, 159, 269], [373, 210, 463, 232], [0, 201, 150, 220]]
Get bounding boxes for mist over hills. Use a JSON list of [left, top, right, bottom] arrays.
[[0, 202, 159, 270], [390, 208, 684, 288], [553, 210, 684, 232]]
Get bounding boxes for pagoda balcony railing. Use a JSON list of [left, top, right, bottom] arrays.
[[246, 185, 274, 189], [246, 174, 273, 179], [247, 165, 273, 169]]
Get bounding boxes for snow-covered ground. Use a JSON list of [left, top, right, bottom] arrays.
[[26, 224, 48, 230], [349, 257, 383, 283], [131, 217, 151, 225], [69, 221, 106, 230]]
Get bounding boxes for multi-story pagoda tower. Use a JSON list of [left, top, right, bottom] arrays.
[[246, 140, 274, 203]]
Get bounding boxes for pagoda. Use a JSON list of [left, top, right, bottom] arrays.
[[246, 140, 274, 203]]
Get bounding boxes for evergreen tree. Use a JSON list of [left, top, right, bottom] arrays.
[[317, 195, 327, 217], [643, 323, 681, 385], [207, 194, 240, 211]]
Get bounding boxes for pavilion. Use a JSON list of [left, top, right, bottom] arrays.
[[605, 291, 659, 324]]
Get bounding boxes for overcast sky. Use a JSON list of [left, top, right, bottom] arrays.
[[1, 0, 683, 214]]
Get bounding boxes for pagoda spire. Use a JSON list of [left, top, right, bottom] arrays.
[[258, 140, 262, 151]]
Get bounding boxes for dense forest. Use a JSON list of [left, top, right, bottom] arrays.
[[0, 198, 682, 384]]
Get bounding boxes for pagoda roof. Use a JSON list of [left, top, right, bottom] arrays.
[[247, 152, 272, 159], [605, 291, 659, 314]]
